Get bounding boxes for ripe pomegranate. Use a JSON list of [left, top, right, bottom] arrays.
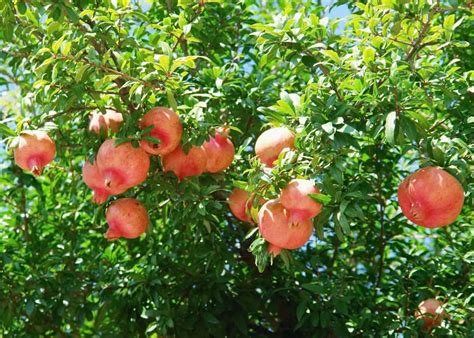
[[105, 198, 149, 240], [139, 107, 183, 155], [415, 298, 448, 331], [280, 179, 323, 225], [89, 109, 123, 134], [82, 161, 127, 204], [255, 127, 295, 167], [14, 130, 56, 176], [398, 166, 464, 228], [228, 188, 253, 222], [258, 199, 313, 250], [162, 145, 207, 181], [268, 243, 283, 257], [203, 127, 235, 173], [96, 139, 150, 191]]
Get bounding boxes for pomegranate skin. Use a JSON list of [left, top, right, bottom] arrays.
[[89, 109, 123, 134], [255, 127, 295, 167], [280, 179, 323, 225], [82, 161, 127, 204], [203, 128, 235, 173], [415, 298, 447, 331], [162, 145, 207, 181], [14, 131, 56, 176], [96, 139, 150, 191], [228, 188, 252, 222], [258, 199, 313, 250], [398, 167, 464, 228], [139, 107, 183, 156], [105, 198, 149, 240]]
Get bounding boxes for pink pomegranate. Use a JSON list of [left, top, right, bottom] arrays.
[[89, 109, 123, 134], [415, 298, 448, 331], [203, 127, 235, 173], [280, 179, 323, 225], [139, 107, 183, 155], [255, 127, 295, 167], [398, 166, 464, 228], [258, 199, 313, 250], [82, 161, 127, 204], [105, 198, 149, 240], [96, 139, 150, 191], [14, 130, 56, 176], [228, 188, 253, 222], [162, 145, 207, 181]]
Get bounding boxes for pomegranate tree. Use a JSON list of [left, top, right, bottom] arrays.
[[105, 198, 149, 240], [162, 145, 207, 181], [280, 179, 323, 225], [255, 127, 295, 167], [139, 107, 183, 155], [96, 139, 150, 192], [14, 130, 56, 176], [203, 128, 235, 173], [415, 298, 448, 331], [398, 166, 464, 228], [258, 199, 313, 252]]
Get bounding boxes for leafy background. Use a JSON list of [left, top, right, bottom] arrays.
[[0, 0, 473, 336]]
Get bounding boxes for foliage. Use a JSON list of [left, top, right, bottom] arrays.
[[0, 0, 473, 336]]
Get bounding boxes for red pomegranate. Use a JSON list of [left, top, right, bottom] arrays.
[[255, 127, 295, 167], [96, 139, 150, 191], [228, 188, 253, 222], [162, 145, 207, 181], [415, 298, 448, 331], [14, 130, 56, 176], [398, 166, 464, 228], [203, 127, 235, 173], [139, 107, 183, 155], [268, 243, 283, 257], [280, 179, 323, 225], [89, 109, 123, 134], [82, 161, 127, 204], [105, 198, 149, 240], [258, 199, 313, 250]]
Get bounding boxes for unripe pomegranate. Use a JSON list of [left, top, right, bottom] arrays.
[[14, 130, 56, 176], [255, 127, 295, 167], [139, 107, 183, 155], [89, 109, 123, 134], [82, 161, 127, 204], [228, 188, 252, 222], [105, 198, 149, 240], [415, 298, 448, 331], [203, 128, 235, 173], [96, 139, 150, 191], [162, 145, 207, 181], [258, 199, 313, 250], [398, 166, 464, 228], [280, 179, 323, 225]]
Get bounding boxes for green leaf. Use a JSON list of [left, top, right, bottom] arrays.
[[308, 193, 331, 205], [61, 41, 72, 56], [363, 48, 375, 65], [167, 90, 178, 112], [321, 50, 340, 63], [52, 35, 66, 54], [0, 123, 16, 137], [384, 111, 397, 144]]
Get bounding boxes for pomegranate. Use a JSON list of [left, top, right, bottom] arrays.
[[280, 179, 323, 225], [82, 161, 127, 204], [415, 298, 448, 331], [398, 166, 464, 228], [105, 198, 149, 240], [96, 139, 150, 191], [139, 107, 183, 155], [255, 127, 295, 167], [14, 130, 56, 176], [162, 145, 207, 181], [228, 188, 253, 222], [268, 243, 283, 257], [258, 199, 313, 250], [203, 127, 235, 173], [89, 109, 123, 134]]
